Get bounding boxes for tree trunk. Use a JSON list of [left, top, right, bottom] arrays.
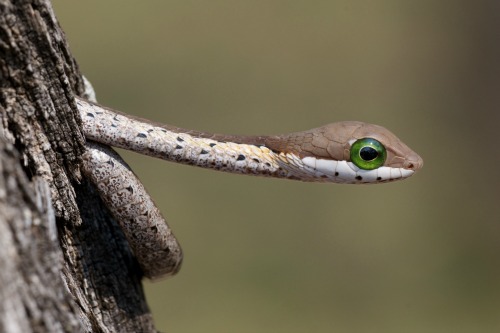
[[0, 1, 158, 331]]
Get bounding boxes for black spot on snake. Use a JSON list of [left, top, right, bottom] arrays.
[[86, 112, 95, 118], [106, 160, 115, 166], [200, 149, 209, 154], [355, 175, 362, 180], [335, 172, 339, 176], [137, 133, 147, 138], [126, 185, 134, 193], [175, 145, 182, 149], [209, 143, 217, 147], [265, 162, 271, 167], [252, 158, 260, 163], [177, 137, 184, 142], [237, 155, 246, 161], [377, 177, 382, 181]]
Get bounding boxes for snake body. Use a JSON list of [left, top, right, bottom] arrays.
[[82, 141, 182, 279], [78, 98, 422, 184], [77, 96, 423, 279]]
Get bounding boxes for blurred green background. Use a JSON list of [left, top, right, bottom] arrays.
[[52, 1, 500, 332]]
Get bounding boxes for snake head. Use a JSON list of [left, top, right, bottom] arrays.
[[269, 121, 423, 183], [342, 121, 423, 172]]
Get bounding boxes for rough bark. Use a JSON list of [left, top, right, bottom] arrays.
[[0, 1, 158, 332]]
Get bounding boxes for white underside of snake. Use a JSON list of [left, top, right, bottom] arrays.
[[77, 83, 423, 279]]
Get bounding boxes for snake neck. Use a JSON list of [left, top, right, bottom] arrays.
[[77, 98, 317, 181]]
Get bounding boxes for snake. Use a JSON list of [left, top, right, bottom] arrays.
[[76, 93, 423, 279]]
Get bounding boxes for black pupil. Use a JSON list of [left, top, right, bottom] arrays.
[[359, 146, 378, 161]]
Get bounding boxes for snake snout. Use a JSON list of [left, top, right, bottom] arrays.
[[404, 153, 424, 172]]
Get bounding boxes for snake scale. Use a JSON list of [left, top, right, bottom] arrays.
[[77, 92, 423, 279]]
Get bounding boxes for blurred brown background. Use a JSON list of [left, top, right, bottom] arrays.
[[52, 1, 500, 332]]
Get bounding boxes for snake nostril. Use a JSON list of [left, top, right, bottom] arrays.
[[407, 163, 414, 169]]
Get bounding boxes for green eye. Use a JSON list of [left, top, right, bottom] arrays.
[[350, 138, 387, 170]]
